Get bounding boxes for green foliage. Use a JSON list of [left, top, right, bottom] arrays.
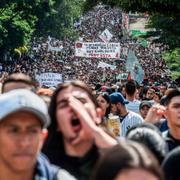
[[0, 0, 53, 58], [147, 13, 180, 48], [163, 48, 180, 80], [38, 0, 85, 40], [0, 0, 85, 59], [84, 0, 179, 16]]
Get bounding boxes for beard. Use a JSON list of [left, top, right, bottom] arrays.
[[115, 108, 121, 116]]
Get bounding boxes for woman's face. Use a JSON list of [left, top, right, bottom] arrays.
[[97, 95, 109, 116], [115, 168, 159, 180], [56, 85, 96, 144]]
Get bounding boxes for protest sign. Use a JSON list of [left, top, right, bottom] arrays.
[[36, 73, 63, 87], [75, 42, 120, 59]]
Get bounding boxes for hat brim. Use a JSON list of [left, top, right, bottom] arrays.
[[0, 107, 50, 128]]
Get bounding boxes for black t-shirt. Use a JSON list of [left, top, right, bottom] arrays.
[[58, 146, 99, 180], [42, 132, 99, 180], [163, 130, 180, 152]]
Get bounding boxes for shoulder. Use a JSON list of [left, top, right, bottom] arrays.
[[36, 154, 76, 180], [127, 111, 143, 121], [56, 169, 77, 180]]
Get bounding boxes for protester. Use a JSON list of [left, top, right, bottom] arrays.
[[43, 81, 117, 180], [162, 89, 180, 151], [109, 92, 143, 137], [0, 89, 75, 180], [139, 101, 152, 119], [125, 80, 141, 114], [126, 123, 168, 164], [162, 146, 180, 180], [96, 92, 111, 121], [1, 73, 36, 93], [92, 141, 164, 180]]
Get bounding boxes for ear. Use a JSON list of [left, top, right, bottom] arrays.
[[38, 129, 48, 150], [163, 107, 168, 119], [42, 129, 48, 140], [96, 107, 103, 124]]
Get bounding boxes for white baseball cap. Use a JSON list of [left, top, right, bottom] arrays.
[[0, 89, 50, 128]]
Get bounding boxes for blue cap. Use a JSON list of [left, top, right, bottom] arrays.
[[110, 92, 129, 105]]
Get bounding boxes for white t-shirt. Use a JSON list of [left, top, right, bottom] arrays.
[[126, 100, 141, 114]]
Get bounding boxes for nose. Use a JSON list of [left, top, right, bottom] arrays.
[[18, 134, 32, 148]]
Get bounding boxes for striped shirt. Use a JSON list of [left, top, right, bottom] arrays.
[[119, 111, 144, 137], [125, 99, 141, 114]]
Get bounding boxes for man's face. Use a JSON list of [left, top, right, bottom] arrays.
[[140, 105, 150, 119], [146, 90, 154, 100], [111, 103, 121, 115], [165, 96, 180, 128], [56, 86, 95, 144], [0, 111, 44, 173]]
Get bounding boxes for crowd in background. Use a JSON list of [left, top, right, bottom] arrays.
[[0, 5, 180, 180], [0, 5, 175, 89]]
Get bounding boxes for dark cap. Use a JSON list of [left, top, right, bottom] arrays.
[[110, 92, 129, 105], [139, 101, 152, 110]]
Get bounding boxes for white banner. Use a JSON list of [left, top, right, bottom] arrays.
[[36, 73, 63, 87], [75, 42, 120, 59], [99, 29, 113, 43], [98, 62, 116, 70]]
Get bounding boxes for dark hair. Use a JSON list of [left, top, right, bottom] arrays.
[[165, 89, 180, 106], [125, 80, 137, 96], [162, 146, 180, 180], [126, 123, 168, 164], [42, 81, 98, 162], [92, 141, 164, 180], [48, 80, 98, 130], [2, 73, 36, 93], [155, 91, 163, 100], [97, 92, 111, 118]]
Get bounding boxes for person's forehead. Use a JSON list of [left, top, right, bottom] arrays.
[[3, 82, 32, 93], [169, 96, 180, 104], [141, 105, 150, 109], [57, 86, 90, 99], [0, 111, 42, 127]]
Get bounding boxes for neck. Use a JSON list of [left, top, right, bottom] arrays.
[[64, 139, 94, 157], [126, 94, 135, 101], [119, 107, 128, 117], [169, 126, 180, 140], [0, 164, 33, 180]]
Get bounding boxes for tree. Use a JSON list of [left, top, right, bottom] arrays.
[[0, 0, 85, 60], [163, 48, 180, 80], [84, 0, 179, 16], [0, 0, 54, 60], [35, 0, 85, 39]]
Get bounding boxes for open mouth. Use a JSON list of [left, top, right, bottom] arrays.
[[71, 118, 81, 132]]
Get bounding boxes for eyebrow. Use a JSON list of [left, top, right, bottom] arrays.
[[2, 124, 41, 130], [57, 99, 68, 105], [171, 103, 180, 106]]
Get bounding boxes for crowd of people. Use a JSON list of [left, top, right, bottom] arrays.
[[0, 5, 180, 179], [0, 5, 175, 89], [0, 72, 180, 180]]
